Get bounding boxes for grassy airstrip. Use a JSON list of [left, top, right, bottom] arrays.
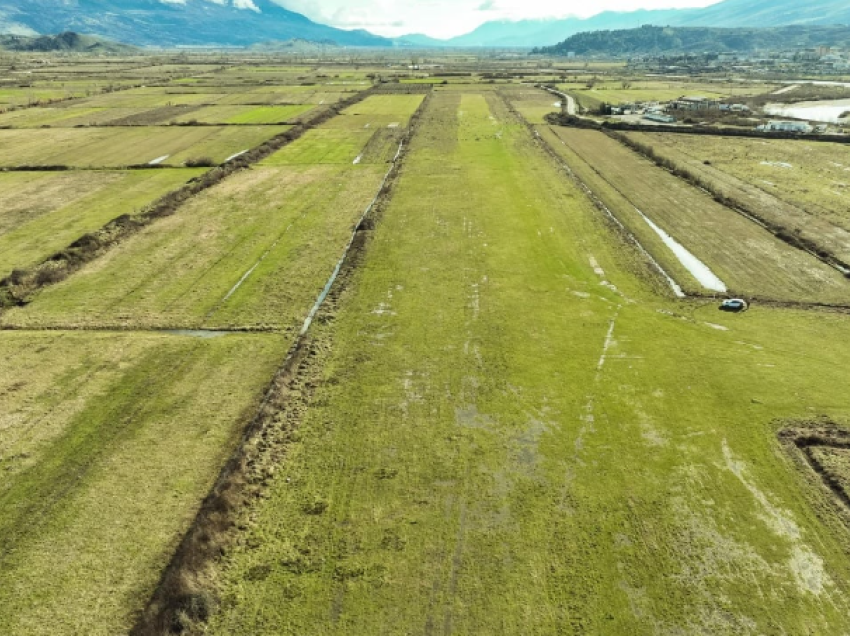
[[207, 88, 850, 635], [2, 53, 850, 636]]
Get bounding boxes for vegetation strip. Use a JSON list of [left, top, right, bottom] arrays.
[[500, 92, 674, 296], [129, 91, 430, 636], [501, 92, 685, 298], [608, 130, 850, 276], [0, 86, 381, 311]]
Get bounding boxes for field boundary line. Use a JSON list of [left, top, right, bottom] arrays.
[[129, 90, 433, 636], [0, 85, 383, 312]]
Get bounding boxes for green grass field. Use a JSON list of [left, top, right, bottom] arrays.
[[503, 87, 562, 123], [0, 169, 205, 275], [541, 126, 850, 304], [628, 132, 850, 235], [0, 125, 289, 167], [4, 55, 850, 636], [1, 164, 387, 330], [206, 89, 850, 636], [0, 330, 288, 636], [342, 94, 425, 122]]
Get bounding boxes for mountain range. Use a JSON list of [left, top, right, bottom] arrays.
[[406, 0, 850, 47], [1, 0, 850, 49], [0, 0, 392, 47], [535, 24, 850, 56], [0, 31, 137, 53]]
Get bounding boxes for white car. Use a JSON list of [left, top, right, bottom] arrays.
[[720, 299, 748, 312]]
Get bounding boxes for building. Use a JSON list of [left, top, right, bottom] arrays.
[[671, 96, 720, 111], [644, 113, 676, 124]]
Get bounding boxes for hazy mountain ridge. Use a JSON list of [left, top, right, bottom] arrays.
[[534, 24, 850, 56], [402, 0, 850, 48], [0, 0, 393, 47], [0, 31, 138, 53]]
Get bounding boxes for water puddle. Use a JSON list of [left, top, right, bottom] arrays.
[[225, 149, 248, 162], [636, 209, 727, 293], [299, 141, 405, 337], [148, 155, 170, 165]]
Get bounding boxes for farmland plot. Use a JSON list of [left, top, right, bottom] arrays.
[[0, 330, 287, 636], [503, 86, 563, 123], [0, 169, 205, 275], [169, 104, 316, 124], [1, 164, 388, 330], [206, 91, 850, 635], [72, 89, 226, 109], [542, 126, 850, 304], [215, 91, 348, 106], [342, 94, 425, 123], [263, 94, 423, 166], [624, 132, 850, 258], [0, 125, 289, 167]]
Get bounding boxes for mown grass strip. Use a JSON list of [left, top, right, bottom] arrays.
[[129, 90, 432, 636], [0, 86, 383, 311]]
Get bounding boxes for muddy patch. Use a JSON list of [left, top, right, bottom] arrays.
[[724, 439, 830, 595], [780, 422, 850, 530]]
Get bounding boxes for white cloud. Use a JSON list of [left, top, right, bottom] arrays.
[[233, 0, 261, 11], [271, 0, 720, 38]]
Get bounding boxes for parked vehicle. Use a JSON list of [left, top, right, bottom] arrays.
[[720, 298, 749, 312]]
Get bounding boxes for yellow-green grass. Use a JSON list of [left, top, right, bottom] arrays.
[[0, 125, 289, 167], [2, 164, 387, 331], [0, 330, 288, 636], [208, 90, 850, 635], [73, 90, 226, 109], [543, 126, 850, 304], [627, 132, 850, 237], [0, 169, 204, 275], [215, 91, 347, 106], [0, 88, 85, 106], [167, 104, 316, 124], [342, 94, 425, 123], [260, 128, 375, 165], [0, 106, 113, 127], [504, 87, 563, 124]]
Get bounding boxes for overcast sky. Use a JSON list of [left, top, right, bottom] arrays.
[[273, 0, 721, 38]]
